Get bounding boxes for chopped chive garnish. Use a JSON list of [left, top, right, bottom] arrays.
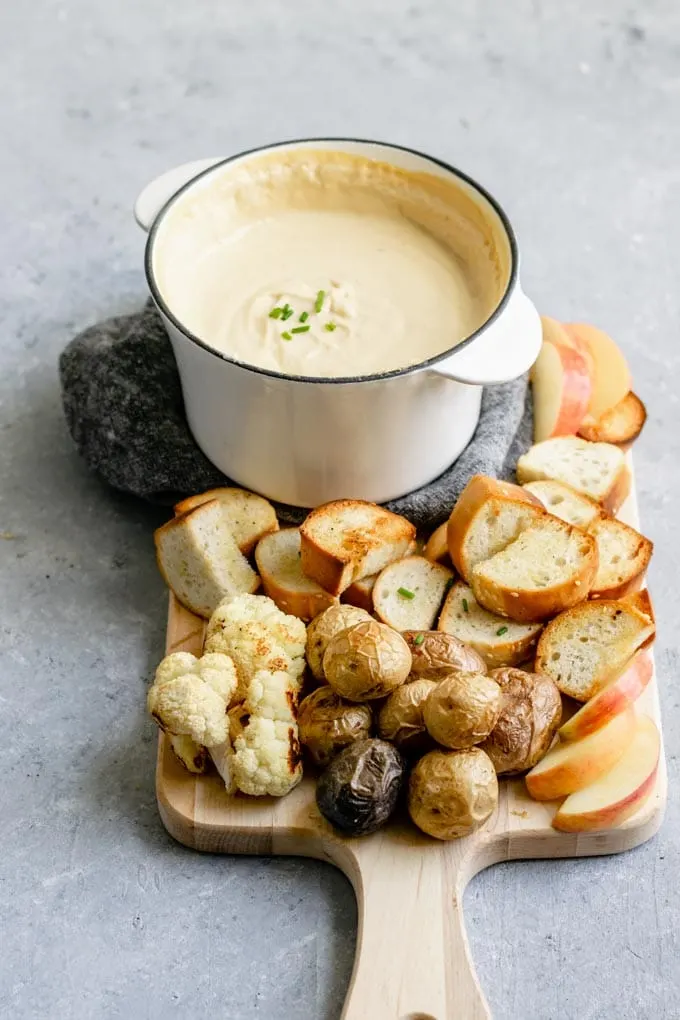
[[281, 331, 292, 341], [462, 598, 469, 613], [291, 325, 310, 334], [281, 304, 294, 321], [398, 586, 415, 600], [444, 577, 455, 594], [414, 633, 425, 646], [299, 311, 309, 323], [324, 322, 337, 332], [269, 307, 283, 319], [496, 626, 509, 636], [314, 289, 326, 313]]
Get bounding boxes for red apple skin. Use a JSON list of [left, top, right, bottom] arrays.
[[552, 762, 658, 832], [559, 652, 653, 742], [533, 340, 593, 441]]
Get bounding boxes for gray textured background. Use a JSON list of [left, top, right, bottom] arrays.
[[1, 1, 678, 1017]]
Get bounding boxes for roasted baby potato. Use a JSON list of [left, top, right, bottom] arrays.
[[298, 686, 373, 767], [323, 620, 412, 701], [305, 604, 373, 681], [408, 747, 498, 840], [316, 738, 406, 836], [377, 678, 438, 753], [423, 671, 502, 749], [403, 630, 487, 680], [479, 668, 562, 774]]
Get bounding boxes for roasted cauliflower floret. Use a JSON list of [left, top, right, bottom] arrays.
[[205, 594, 307, 697], [232, 669, 303, 797], [147, 650, 238, 788]]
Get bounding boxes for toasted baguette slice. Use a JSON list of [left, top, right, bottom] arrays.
[[155, 500, 259, 618], [535, 600, 656, 701], [622, 588, 655, 624], [342, 574, 377, 612], [300, 500, 416, 595], [516, 437, 630, 513], [174, 487, 278, 555], [578, 392, 647, 448], [447, 475, 546, 581], [424, 523, 452, 566], [588, 517, 653, 601], [254, 528, 337, 621], [522, 480, 604, 529], [470, 517, 597, 623], [373, 556, 454, 631], [438, 581, 542, 669]]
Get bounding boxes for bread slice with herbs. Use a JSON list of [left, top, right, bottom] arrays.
[[447, 475, 546, 581], [516, 437, 630, 513], [470, 516, 598, 623], [534, 599, 656, 702], [373, 556, 454, 631], [438, 581, 542, 669], [155, 500, 260, 618], [254, 528, 337, 621], [299, 500, 416, 595], [522, 480, 604, 529], [173, 487, 279, 555], [587, 517, 653, 601], [578, 392, 647, 448]]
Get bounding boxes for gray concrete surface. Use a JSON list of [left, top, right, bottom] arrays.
[[1, 1, 679, 1017]]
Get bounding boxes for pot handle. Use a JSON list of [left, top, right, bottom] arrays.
[[134, 157, 224, 232], [429, 288, 542, 386]]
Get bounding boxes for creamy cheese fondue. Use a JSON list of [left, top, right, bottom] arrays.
[[154, 150, 509, 378]]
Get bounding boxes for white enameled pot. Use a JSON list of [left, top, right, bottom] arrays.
[[135, 139, 541, 507]]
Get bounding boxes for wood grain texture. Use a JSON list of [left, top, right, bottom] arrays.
[[155, 469, 666, 1020]]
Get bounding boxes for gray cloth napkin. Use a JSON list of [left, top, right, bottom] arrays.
[[59, 300, 533, 530]]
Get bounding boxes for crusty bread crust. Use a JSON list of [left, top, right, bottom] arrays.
[[300, 500, 416, 595], [446, 475, 545, 580], [588, 518, 653, 601], [173, 487, 278, 554], [470, 524, 598, 623], [255, 528, 337, 622], [438, 581, 542, 669], [622, 588, 655, 627], [342, 575, 377, 612], [578, 392, 647, 448], [424, 522, 451, 565]]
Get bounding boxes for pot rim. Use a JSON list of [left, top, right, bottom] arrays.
[[144, 137, 520, 386]]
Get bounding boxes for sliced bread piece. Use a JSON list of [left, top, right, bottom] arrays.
[[522, 480, 604, 529], [174, 487, 278, 555], [578, 392, 647, 448], [373, 556, 454, 631], [470, 517, 597, 623], [534, 600, 656, 702], [516, 437, 630, 513], [342, 574, 377, 612], [447, 475, 546, 581], [622, 588, 655, 624], [588, 517, 653, 601], [300, 500, 416, 595], [155, 500, 260, 618], [254, 528, 337, 621], [424, 523, 451, 566], [438, 581, 542, 669]]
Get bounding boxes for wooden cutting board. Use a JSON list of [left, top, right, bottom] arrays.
[[154, 476, 666, 1020]]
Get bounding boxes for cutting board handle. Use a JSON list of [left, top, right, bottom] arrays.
[[330, 831, 492, 1020]]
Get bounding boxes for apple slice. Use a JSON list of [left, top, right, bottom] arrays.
[[559, 651, 653, 742], [565, 323, 632, 419], [553, 715, 660, 832], [525, 706, 635, 801], [532, 339, 593, 442]]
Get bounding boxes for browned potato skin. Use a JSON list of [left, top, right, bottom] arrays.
[[378, 678, 438, 753], [408, 748, 498, 840], [298, 686, 373, 767], [479, 668, 563, 775], [323, 620, 412, 702], [305, 604, 374, 681], [423, 672, 502, 749], [403, 631, 487, 680]]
